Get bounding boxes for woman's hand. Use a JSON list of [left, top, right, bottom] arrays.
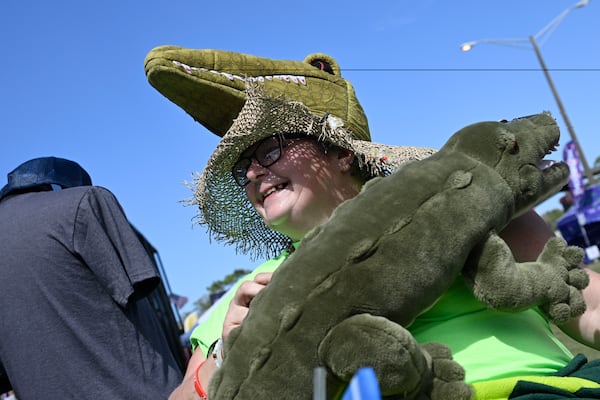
[[222, 272, 272, 340], [168, 272, 273, 400]]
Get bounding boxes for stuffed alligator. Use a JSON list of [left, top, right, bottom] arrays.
[[144, 48, 588, 399], [205, 111, 587, 399]]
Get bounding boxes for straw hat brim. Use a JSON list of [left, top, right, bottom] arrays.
[[192, 86, 436, 259]]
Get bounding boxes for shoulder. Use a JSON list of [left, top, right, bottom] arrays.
[[72, 186, 123, 209]]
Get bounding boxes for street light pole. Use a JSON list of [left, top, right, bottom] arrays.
[[528, 35, 596, 185], [460, 0, 596, 185]]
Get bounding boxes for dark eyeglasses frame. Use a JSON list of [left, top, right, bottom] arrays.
[[231, 133, 312, 187]]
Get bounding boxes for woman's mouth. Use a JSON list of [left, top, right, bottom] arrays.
[[263, 183, 288, 201]]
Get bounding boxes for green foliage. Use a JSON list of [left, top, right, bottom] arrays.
[[541, 208, 565, 231], [207, 268, 252, 293], [193, 294, 212, 316], [193, 268, 252, 315]]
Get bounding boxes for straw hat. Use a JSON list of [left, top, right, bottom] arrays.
[[192, 85, 436, 259]]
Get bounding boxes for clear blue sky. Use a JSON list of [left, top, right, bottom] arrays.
[[2, 0, 599, 314]]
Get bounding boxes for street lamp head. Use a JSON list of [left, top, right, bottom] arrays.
[[458, 0, 596, 185], [460, 42, 475, 52]]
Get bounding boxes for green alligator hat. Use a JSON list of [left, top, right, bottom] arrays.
[[144, 47, 371, 140]]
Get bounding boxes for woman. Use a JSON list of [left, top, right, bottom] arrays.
[[169, 88, 600, 400]]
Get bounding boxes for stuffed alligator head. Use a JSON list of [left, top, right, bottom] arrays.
[[144, 46, 370, 140]]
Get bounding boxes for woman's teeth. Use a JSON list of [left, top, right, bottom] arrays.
[[264, 184, 286, 198]]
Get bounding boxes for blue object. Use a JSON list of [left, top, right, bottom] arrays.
[[341, 367, 381, 400], [0, 157, 92, 201], [556, 184, 600, 263]]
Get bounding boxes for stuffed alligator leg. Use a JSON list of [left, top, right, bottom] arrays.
[[207, 112, 586, 399], [464, 230, 587, 322]]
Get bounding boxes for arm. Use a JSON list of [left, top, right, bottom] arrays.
[[557, 269, 600, 349], [501, 209, 600, 349], [168, 273, 273, 400], [499, 209, 554, 262], [168, 350, 214, 400]]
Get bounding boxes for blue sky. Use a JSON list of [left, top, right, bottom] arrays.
[[2, 0, 599, 314]]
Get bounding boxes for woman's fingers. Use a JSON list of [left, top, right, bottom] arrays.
[[223, 273, 273, 339]]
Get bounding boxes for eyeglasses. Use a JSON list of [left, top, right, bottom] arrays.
[[231, 133, 307, 187]]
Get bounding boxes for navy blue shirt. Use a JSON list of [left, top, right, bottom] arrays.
[[0, 186, 182, 399]]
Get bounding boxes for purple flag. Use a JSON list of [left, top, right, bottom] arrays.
[[563, 140, 585, 201]]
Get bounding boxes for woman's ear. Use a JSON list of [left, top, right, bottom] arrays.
[[337, 148, 356, 172]]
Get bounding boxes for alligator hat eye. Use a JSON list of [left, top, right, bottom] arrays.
[[510, 139, 520, 154], [310, 59, 334, 75]]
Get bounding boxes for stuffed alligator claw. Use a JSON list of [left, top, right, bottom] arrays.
[[319, 315, 471, 399], [205, 107, 586, 399], [538, 237, 589, 320], [466, 234, 588, 323]]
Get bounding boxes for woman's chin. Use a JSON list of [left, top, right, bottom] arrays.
[[265, 213, 301, 238], [264, 214, 289, 231], [262, 199, 292, 228]]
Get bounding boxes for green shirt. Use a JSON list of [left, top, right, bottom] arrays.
[[410, 276, 573, 383], [190, 250, 573, 384]]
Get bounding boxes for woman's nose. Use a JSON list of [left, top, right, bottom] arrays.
[[245, 158, 268, 182]]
